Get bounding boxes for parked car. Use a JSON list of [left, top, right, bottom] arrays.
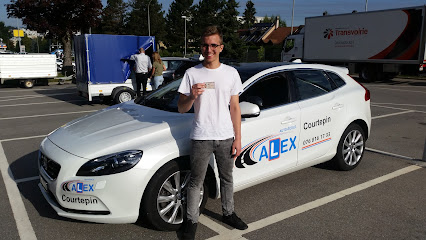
[[171, 59, 201, 81], [38, 62, 371, 231], [161, 57, 200, 83], [56, 59, 76, 73]]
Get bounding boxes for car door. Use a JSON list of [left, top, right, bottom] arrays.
[[289, 69, 345, 165], [233, 71, 301, 188]]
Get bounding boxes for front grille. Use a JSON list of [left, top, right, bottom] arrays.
[[39, 152, 61, 180]]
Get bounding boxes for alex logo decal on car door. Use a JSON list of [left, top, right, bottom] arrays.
[[235, 133, 297, 168]]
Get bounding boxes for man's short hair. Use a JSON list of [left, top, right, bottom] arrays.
[[201, 26, 223, 44]]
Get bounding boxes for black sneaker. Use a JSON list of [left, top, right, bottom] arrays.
[[182, 220, 197, 240], [222, 212, 248, 230]]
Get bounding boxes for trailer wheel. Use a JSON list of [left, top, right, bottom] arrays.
[[114, 89, 135, 104], [22, 80, 34, 88]]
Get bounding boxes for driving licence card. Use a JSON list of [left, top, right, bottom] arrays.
[[205, 82, 215, 89]]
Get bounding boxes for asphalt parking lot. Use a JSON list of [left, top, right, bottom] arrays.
[[0, 77, 425, 240]]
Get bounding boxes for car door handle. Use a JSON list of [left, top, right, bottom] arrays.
[[332, 103, 344, 110], [281, 117, 296, 124]]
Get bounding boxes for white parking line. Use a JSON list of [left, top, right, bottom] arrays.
[[0, 110, 96, 121], [204, 165, 422, 240], [372, 103, 426, 107], [1, 135, 47, 143], [15, 176, 40, 184], [0, 142, 37, 240], [0, 93, 76, 102], [369, 86, 426, 94], [0, 100, 87, 108], [372, 104, 426, 114], [371, 110, 414, 120]]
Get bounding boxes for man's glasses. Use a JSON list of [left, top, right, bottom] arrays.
[[201, 43, 222, 49]]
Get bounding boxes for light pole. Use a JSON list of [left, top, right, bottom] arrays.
[[181, 16, 187, 57], [291, 0, 295, 34], [365, 0, 368, 11], [148, 0, 152, 36]]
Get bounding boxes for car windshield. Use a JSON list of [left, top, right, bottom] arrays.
[[138, 79, 186, 113]]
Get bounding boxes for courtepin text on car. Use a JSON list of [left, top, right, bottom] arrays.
[[38, 62, 371, 230]]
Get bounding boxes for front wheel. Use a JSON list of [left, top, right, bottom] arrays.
[[140, 160, 208, 231], [332, 124, 366, 171]]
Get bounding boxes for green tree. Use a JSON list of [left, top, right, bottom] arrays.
[[241, 0, 256, 29], [126, 0, 166, 41], [190, 0, 224, 47], [7, 0, 102, 74], [101, 0, 128, 34], [219, 0, 245, 60], [0, 22, 12, 46], [165, 0, 194, 51], [261, 15, 287, 27]]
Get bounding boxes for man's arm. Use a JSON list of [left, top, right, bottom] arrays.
[[178, 94, 195, 113], [230, 95, 241, 158], [177, 83, 206, 113]]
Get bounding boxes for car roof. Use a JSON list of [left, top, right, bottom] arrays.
[[161, 57, 196, 61], [231, 62, 293, 82], [231, 62, 349, 83]]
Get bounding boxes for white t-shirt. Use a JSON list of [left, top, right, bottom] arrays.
[[130, 53, 152, 73], [178, 63, 243, 140]]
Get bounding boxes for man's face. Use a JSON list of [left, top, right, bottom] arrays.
[[201, 34, 223, 65]]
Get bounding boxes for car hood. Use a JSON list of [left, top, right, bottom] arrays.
[[48, 101, 192, 159]]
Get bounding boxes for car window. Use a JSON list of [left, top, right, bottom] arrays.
[[165, 60, 183, 71], [291, 70, 333, 100], [240, 73, 289, 110], [326, 71, 346, 88]]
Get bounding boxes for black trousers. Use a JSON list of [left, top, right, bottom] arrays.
[[135, 72, 148, 97]]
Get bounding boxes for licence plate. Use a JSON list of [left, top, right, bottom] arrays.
[[40, 175, 48, 191]]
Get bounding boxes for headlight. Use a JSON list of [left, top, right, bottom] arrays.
[[76, 150, 143, 176]]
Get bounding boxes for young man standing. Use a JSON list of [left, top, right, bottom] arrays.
[[177, 26, 248, 240], [130, 47, 152, 97]]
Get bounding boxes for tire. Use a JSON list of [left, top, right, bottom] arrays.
[[114, 89, 135, 104], [22, 79, 34, 88], [141, 160, 208, 231], [332, 124, 366, 171], [359, 66, 374, 82]]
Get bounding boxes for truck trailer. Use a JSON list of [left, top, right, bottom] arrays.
[[0, 53, 57, 88], [282, 6, 426, 81], [74, 34, 156, 103]]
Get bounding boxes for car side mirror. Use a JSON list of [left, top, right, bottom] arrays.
[[240, 101, 260, 118], [246, 96, 263, 107]]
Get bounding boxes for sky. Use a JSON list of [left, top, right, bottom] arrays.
[[1, 0, 426, 29]]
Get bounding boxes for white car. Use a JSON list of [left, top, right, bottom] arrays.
[[38, 62, 371, 230]]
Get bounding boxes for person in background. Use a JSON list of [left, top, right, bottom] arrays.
[[177, 25, 248, 240], [130, 47, 152, 97], [150, 51, 167, 90]]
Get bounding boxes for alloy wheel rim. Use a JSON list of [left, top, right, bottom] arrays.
[[342, 130, 364, 166], [157, 170, 204, 225]]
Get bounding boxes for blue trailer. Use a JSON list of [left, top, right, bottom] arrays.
[[74, 34, 156, 103]]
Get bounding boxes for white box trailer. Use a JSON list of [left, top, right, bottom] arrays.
[[0, 54, 57, 88], [282, 6, 426, 81]]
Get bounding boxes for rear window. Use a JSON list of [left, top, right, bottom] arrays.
[[292, 70, 333, 100], [326, 71, 346, 88]]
